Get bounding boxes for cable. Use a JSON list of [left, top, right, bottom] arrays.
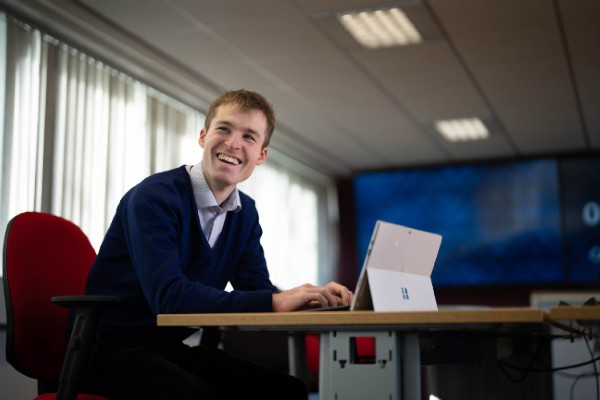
[[497, 344, 542, 383], [571, 374, 585, 400], [498, 331, 600, 400], [569, 373, 599, 400], [582, 331, 599, 400], [499, 352, 600, 373]]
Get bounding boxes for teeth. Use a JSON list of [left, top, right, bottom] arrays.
[[217, 153, 240, 165]]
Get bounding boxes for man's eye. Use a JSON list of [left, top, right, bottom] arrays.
[[244, 134, 256, 142]]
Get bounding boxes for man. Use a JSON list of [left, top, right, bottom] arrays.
[[83, 89, 352, 399]]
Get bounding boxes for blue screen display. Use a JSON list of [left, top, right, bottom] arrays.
[[560, 157, 600, 284], [353, 159, 564, 286]]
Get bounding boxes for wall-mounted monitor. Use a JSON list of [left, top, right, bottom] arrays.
[[354, 158, 565, 287], [560, 157, 600, 284]]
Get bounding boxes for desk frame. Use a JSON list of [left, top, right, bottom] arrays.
[[159, 308, 548, 399]]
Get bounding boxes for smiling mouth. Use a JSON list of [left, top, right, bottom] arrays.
[[217, 153, 241, 165]]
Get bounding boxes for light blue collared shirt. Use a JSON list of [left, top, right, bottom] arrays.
[[186, 162, 241, 247]]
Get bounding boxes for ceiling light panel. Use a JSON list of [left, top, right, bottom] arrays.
[[337, 7, 423, 49], [434, 118, 490, 142]]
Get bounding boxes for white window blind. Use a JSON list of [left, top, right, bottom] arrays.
[[0, 14, 204, 251]]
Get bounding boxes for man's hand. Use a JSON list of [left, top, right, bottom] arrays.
[[272, 282, 353, 312], [323, 281, 353, 306]]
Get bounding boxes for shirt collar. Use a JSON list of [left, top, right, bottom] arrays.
[[187, 162, 241, 213]]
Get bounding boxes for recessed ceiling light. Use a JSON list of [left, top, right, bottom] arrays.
[[337, 7, 423, 49], [434, 118, 490, 142]]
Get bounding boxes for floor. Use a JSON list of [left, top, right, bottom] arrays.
[[0, 330, 38, 399]]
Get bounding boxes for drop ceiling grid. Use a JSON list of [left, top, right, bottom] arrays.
[[441, 135, 517, 161], [125, 27, 274, 94], [286, 76, 450, 167], [257, 86, 396, 170], [438, 19, 585, 154], [176, 6, 396, 168], [294, 0, 390, 15], [79, 0, 196, 37], [503, 112, 585, 154], [174, 0, 302, 26], [263, 59, 417, 130], [208, 17, 341, 63], [427, 0, 558, 36], [254, 50, 375, 96], [351, 42, 494, 122], [346, 39, 508, 162], [201, 10, 430, 167], [248, 53, 437, 168], [560, 1, 600, 148], [267, 129, 353, 176]]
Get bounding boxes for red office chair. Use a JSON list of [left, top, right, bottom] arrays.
[[3, 212, 120, 400]]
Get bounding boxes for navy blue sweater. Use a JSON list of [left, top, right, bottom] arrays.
[[86, 166, 277, 342]]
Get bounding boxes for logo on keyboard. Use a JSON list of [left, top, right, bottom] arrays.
[[401, 287, 409, 300]]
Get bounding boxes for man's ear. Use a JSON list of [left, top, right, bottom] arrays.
[[198, 129, 206, 148], [256, 147, 268, 166]]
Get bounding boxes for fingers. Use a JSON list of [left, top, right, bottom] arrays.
[[299, 284, 344, 309], [272, 282, 355, 312], [305, 284, 337, 308], [325, 282, 353, 305], [302, 282, 353, 308]]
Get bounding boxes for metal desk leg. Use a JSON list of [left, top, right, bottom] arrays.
[[288, 332, 307, 382], [401, 331, 421, 400], [320, 331, 401, 400]]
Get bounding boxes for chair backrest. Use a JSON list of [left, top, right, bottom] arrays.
[[3, 212, 96, 380]]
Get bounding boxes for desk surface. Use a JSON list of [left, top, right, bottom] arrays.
[[547, 306, 600, 321], [157, 307, 546, 330]]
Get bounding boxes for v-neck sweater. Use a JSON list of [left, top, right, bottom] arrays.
[[85, 165, 277, 342]]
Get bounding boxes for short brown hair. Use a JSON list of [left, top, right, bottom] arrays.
[[205, 89, 275, 148]]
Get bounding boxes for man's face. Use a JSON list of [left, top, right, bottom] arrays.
[[199, 103, 268, 194]]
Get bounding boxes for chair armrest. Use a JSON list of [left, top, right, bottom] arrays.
[[51, 295, 121, 309], [50, 295, 121, 400]]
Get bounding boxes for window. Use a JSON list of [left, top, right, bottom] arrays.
[[239, 152, 336, 289], [0, 12, 335, 288], [0, 14, 202, 250]]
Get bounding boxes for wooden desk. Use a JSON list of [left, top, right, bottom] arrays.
[[158, 308, 547, 399], [158, 307, 546, 329], [547, 306, 600, 322]]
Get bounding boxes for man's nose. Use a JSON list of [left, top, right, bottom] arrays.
[[225, 132, 241, 148]]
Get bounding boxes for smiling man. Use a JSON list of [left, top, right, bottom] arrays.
[[199, 98, 269, 203], [81, 89, 352, 400]]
